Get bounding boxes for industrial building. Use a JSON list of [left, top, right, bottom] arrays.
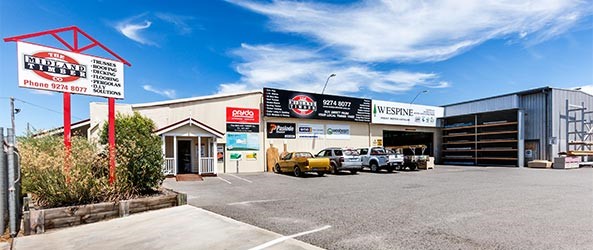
[[71, 86, 593, 175]]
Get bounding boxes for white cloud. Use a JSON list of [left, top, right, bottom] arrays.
[[578, 85, 593, 96], [155, 13, 198, 35], [219, 44, 448, 95], [29, 89, 55, 96], [142, 85, 177, 99], [229, 0, 593, 62], [115, 19, 155, 46]]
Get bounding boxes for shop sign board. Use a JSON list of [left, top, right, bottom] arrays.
[[17, 42, 125, 99], [325, 124, 350, 140], [372, 100, 444, 127], [264, 88, 371, 122], [227, 123, 259, 133], [266, 122, 296, 139], [297, 123, 325, 139], [226, 107, 260, 123], [227, 133, 260, 151]]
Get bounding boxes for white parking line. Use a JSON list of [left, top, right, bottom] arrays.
[[217, 176, 232, 184], [248, 225, 331, 250], [226, 174, 253, 183], [227, 198, 287, 206], [271, 173, 297, 180]]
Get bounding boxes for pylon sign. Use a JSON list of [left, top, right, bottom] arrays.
[[17, 42, 124, 99]]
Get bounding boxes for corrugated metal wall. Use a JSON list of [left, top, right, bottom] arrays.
[[444, 94, 520, 117], [520, 91, 549, 160], [552, 89, 593, 158]]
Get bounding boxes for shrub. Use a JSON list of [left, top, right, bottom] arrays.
[[100, 112, 164, 193], [19, 136, 116, 208]]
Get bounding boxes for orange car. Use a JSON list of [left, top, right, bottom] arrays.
[[274, 152, 331, 177]]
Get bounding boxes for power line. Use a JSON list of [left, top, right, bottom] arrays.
[[2, 96, 85, 120]]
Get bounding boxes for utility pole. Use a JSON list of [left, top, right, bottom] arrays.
[[10, 97, 15, 135]]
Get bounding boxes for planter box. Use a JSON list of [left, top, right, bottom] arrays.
[[22, 189, 187, 235]]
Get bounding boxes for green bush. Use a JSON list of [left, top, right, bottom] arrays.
[[20, 136, 117, 208], [100, 112, 164, 193]]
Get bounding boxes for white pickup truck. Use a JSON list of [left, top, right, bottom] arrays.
[[358, 147, 402, 172]]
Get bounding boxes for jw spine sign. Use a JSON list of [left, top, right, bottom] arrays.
[[17, 42, 125, 99]]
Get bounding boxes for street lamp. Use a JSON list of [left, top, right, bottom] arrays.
[[410, 90, 429, 104], [321, 73, 336, 95]]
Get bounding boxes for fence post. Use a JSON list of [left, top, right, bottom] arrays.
[[0, 128, 6, 234], [6, 128, 19, 237]]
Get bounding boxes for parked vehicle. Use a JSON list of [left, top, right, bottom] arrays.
[[357, 147, 397, 172], [315, 147, 363, 174], [274, 152, 331, 177], [386, 148, 405, 170]]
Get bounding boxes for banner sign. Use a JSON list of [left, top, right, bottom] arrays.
[[226, 123, 259, 133], [266, 122, 296, 139], [326, 124, 350, 140], [227, 133, 260, 151], [226, 107, 260, 123], [297, 123, 324, 139], [372, 100, 444, 127], [17, 42, 125, 99], [264, 88, 371, 122]]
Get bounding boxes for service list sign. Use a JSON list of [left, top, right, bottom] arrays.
[[17, 42, 124, 99], [264, 88, 371, 122]]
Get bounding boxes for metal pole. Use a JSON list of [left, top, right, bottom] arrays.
[[6, 128, 17, 237], [0, 127, 6, 234], [64, 93, 71, 183], [10, 97, 15, 136], [321, 74, 336, 95], [108, 98, 116, 184]]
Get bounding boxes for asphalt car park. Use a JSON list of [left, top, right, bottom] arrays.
[[164, 166, 593, 250]]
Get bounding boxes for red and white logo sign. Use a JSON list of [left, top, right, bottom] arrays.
[[289, 95, 317, 116], [25, 51, 86, 83], [226, 107, 260, 123]]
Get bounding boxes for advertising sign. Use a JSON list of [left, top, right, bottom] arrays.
[[226, 107, 260, 123], [264, 88, 371, 122], [325, 124, 350, 140], [227, 123, 259, 133], [266, 122, 296, 139], [227, 133, 260, 151], [297, 123, 325, 139], [17, 42, 124, 99], [372, 100, 444, 127]]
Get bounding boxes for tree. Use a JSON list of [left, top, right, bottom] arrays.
[[100, 112, 164, 193]]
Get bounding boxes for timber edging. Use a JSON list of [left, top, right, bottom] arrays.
[[22, 188, 187, 235]]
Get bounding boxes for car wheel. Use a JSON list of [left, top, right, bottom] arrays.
[[294, 166, 302, 177], [331, 163, 339, 174], [317, 172, 325, 177], [370, 163, 379, 172], [274, 164, 282, 174], [350, 170, 358, 174]]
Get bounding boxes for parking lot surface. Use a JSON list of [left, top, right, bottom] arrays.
[[164, 166, 593, 250]]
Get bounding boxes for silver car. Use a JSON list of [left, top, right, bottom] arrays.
[[315, 147, 363, 174]]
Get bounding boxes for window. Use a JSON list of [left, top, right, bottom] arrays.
[[283, 153, 292, 160], [324, 150, 333, 157], [316, 150, 325, 157], [358, 148, 368, 155], [333, 150, 343, 156], [371, 148, 386, 155], [344, 149, 359, 156]]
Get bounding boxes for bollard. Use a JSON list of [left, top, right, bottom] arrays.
[[0, 128, 6, 234]]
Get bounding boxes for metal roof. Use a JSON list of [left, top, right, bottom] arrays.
[[132, 90, 263, 108], [441, 86, 593, 107]]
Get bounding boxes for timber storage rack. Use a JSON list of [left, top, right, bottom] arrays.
[[442, 110, 519, 166]]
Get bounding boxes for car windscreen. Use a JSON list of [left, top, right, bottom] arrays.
[[343, 150, 359, 156], [295, 152, 313, 158], [370, 148, 386, 155]]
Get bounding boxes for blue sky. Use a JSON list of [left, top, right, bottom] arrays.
[[1, 0, 592, 134]]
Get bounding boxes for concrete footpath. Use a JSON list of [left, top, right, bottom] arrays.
[[13, 205, 323, 250]]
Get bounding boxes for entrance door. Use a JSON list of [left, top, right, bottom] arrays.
[[177, 140, 192, 174]]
